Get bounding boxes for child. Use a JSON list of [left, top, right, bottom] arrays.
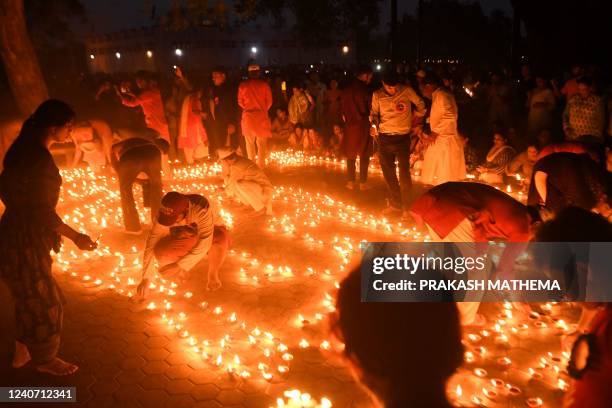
[[288, 124, 305, 149]]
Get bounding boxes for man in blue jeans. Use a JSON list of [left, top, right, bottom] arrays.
[[370, 71, 426, 221]]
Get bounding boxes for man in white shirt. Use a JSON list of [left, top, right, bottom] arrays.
[[370, 71, 426, 220], [420, 74, 466, 185], [136, 192, 230, 295], [218, 148, 273, 215]]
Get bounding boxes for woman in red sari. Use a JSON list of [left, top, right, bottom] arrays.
[[178, 89, 208, 164]]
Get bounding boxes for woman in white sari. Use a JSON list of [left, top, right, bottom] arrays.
[[420, 76, 466, 185]]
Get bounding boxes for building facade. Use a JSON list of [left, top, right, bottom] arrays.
[[85, 26, 354, 73]]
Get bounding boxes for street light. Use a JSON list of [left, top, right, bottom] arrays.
[[375, 64, 382, 71], [89, 54, 95, 60], [115, 52, 121, 59], [250, 46, 258, 54], [175, 48, 183, 57], [341, 45, 349, 54], [146, 50, 153, 58]]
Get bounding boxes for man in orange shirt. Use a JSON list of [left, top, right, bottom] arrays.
[[238, 64, 272, 168], [117, 72, 170, 142]]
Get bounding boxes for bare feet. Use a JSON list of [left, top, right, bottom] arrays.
[[206, 278, 222, 291], [12, 341, 31, 368], [36, 357, 79, 376]]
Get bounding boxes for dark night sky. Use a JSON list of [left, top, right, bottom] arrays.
[[78, 0, 512, 34]]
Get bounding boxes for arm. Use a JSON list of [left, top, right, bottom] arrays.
[[141, 222, 165, 280], [209, 95, 216, 121], [71, 144, 83, 168], [265, 83, 273, 111], [55, 222, 96, 250], [288, 98, 298, 124], [408, 88, 427, 119], [237, 84, 246, 110], [562, 100, 571, 134], [534, 171, 548, 204], [175, 207, 215, 272], [55, 223, 81, 242], [506, 152, 524, 175], [118, 92, 140, 107], [489, 148, 515, 174], [369, 92, 380, 127]]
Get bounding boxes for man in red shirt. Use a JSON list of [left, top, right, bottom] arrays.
[[238, 64, 272, 168], [117, 72, 170, 142], [410, 182, 538, 325], [340, 65, 373, 190]]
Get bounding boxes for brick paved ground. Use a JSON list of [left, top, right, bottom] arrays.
[[0, 159, 574, 407]]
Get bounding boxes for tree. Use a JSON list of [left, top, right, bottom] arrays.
[[159, 0, 229, 30], [395, 0, 512, 66], [511, 0, 612, 70], [233, 0, 382, 60], [0, 0, 48, 116]]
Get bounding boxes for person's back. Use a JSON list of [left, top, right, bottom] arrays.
[[412, 182, 530, 241], [112, 137, 160, 163], [228, 155, 271, 188], [211, 81, 237, 125], [528, 152, 607, 212], [238, 78, 272, 113], [238, 66, 273, 166], [341, 78, 370, 125]]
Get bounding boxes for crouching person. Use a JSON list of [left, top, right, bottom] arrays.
[[111, 134, 169, 234], [136, 192, 230, 294], [218, 148, 273, 216]]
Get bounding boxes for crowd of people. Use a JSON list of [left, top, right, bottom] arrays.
[[0, 58, 611, 406], [53, 60, 612, 225]]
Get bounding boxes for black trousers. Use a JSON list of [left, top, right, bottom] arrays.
[[347, 155, 371, 183], [377, 133, 412, 210], [117, 145, 162, 231]]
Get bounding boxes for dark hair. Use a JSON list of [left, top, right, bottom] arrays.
[[422, 72, 441, 86], [382, 71, 399, 86], [526, 205, 543, 224], [356, 64, 373, 76], [334, 267, 463, 399], [491, 122, 507, 138], [3, 99, 75, 168], [290, 81, 305, 90], [153, 137, 170, 154], [576, 76, 593, 87], [135, 70, 151, 81], [212, 65, 227, 74]]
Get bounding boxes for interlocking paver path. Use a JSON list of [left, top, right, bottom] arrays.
[[0, 154, 573, 407]]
